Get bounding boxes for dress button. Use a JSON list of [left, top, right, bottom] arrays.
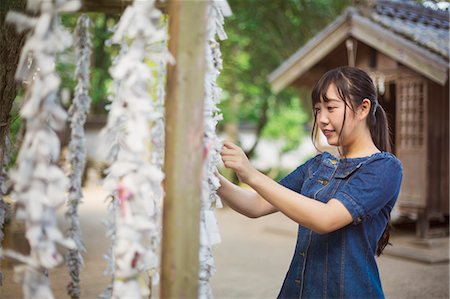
[[318, 179, 328, 185], [344, 171, 350, 176], [300, 252, 305, 256], [330, 159, 337, 165], [294, 279, 301, 285]]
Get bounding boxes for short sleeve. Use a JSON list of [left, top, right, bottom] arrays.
[[334, 156, 403, 223], [278, 155, 320, 193]]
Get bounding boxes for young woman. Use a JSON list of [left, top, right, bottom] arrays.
[[217, 66, 403, 298]]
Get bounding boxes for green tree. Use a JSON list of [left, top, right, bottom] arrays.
[[219, 0, 350, 157], [59, 13, 120, 115], [1, 0, 26, 173]]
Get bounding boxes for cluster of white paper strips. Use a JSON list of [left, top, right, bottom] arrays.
[[199, 1, 231, 298], [101, 0, 172, 298], [2, 0, 230, 298], [65, 14, 92, 299], [3, 0, 81, 298]]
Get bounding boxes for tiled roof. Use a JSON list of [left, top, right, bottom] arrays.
[[268, 0, 449, 92], [369, 0, 449, 58]]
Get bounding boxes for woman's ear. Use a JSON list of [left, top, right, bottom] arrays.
[[359, 98, 371, 120]]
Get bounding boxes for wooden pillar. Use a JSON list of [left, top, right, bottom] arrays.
[[160, 0, 208, 298]]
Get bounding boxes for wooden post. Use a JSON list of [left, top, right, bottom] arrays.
[[161, 0, 208, 298]]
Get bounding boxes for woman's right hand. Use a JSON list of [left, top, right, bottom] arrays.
[[220, 141, 258, 185]]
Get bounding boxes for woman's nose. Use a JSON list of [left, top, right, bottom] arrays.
[[317, 111, 329, 125]]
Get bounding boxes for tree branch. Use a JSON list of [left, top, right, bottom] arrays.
[[244, 97, 269, 159]]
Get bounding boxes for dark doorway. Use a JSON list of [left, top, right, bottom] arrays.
[[380, 82, 396, 154]]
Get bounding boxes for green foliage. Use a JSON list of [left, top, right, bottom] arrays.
[[262, 96, 308, 153], [58, 13, 120, 115], [52, 2, 350, 145], [219, 0, 350, 153], [4, 88, 26, 170], [6, 13, 120, 171]]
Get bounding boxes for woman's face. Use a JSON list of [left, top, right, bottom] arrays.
[[314, 83, 359, 147]]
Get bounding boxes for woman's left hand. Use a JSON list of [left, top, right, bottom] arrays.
[[220, 141, 258, 185]]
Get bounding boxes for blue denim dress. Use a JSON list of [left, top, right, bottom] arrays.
[[277, 151, 403, 299]]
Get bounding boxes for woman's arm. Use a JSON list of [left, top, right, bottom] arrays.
[[217, 173, 278, 218], [248, 172, 352, 233], [221, 141, 353, 234]]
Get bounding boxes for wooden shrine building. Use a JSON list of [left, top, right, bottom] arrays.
[[268, 0, 449, 238]]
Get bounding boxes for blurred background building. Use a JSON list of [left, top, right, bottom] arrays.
[[268, 0, 449, 239]]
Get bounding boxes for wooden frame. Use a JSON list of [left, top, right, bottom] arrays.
[[396, 77, 428, 211]]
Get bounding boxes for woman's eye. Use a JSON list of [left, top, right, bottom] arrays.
[[327, 107, 336, 111], [314, 107, 321, 113]]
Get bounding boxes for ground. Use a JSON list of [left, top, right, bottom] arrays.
[[1, 186, 448, 298]]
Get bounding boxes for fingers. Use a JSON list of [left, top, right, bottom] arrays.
[[220, 154, 237, 164], [220, 141, 245, 170], [220, 148, 238, 170], [222, 159, 238, 170], [220, 148, 235, 156], [221, 141, 243, 156], [219, 141, 253, 184], [220, 141, 240, 158], [222, 141, 238, 149]]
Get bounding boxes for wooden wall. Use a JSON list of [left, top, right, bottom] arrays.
[[290, 40, 449, 221], [427, 79, 449, 217], [395, 75, 428, 212]]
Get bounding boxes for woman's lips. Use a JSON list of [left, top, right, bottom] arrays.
[[322, 129, 335, 137]]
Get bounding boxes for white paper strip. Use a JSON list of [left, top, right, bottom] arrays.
[[101, 0, 172, 298], [4, 1, 81, 298], [0, 137, 10, 286], [199, 1, 230, 298], [99, 41, 127, 299], [65, 14, 92, 299]]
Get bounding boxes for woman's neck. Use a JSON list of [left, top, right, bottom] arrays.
[[340, 129, 380, 158]]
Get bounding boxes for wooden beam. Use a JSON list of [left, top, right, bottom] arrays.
[[160, 0, 208, 298]]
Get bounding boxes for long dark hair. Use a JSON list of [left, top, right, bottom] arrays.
[[311, 66, 392, 256]]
